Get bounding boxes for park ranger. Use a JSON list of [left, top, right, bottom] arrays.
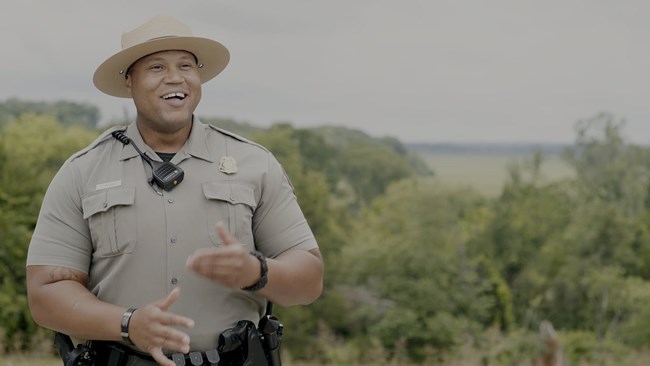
[[26, 15, 323, 366]]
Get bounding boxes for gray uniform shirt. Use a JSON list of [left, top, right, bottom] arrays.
[[27, 118, 318, 351]]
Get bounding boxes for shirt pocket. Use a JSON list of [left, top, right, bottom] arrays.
[[82, 187, 137, 257], [202, 182, 257, 250]]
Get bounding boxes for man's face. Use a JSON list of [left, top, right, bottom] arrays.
[[126, 50, 202, 133]]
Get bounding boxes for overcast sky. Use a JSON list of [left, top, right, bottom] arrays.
[[2, 1, 650, 144]]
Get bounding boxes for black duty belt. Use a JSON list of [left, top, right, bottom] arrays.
[[55, 310, 281, 366]]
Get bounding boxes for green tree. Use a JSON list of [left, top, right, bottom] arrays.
[[0, 114, 97, 351], [491, 114, 650, 350], [339, 143, 414, 208], [565, 112, 650, 212], [337, 179, 495, 361]]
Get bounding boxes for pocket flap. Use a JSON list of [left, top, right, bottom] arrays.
[[82, 187, 136, 219], [202, 182, 256, 208]]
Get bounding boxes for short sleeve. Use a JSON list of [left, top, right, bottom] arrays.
[[252, 154, 318, 258], [26, 161, 92, 274]]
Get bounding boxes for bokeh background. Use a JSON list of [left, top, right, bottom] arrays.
[[3, 2, 650, 365]]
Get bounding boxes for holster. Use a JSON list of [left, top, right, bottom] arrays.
[[218, 320, 268, 366], [218, 302, 283, 366], [258, 314, 283, 366], [54, 332, 96, 366]]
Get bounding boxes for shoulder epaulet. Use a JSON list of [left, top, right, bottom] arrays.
[[68, 125, 128, 162], [206, 124, 269, 153]]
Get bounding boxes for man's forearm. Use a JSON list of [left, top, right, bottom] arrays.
[[27, 266, 124, 341], [258, 248, 324, 306]]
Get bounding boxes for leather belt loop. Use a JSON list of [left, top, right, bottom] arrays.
[[171, 353, 186, 366], [205, 349, 220, 364], [189, 351, 203, 365]]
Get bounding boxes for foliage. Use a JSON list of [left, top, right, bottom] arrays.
[[338, 144, 415, 208], [7, 103, 650, 364], [0, 98, 100, 129], [311, 125, 433, 182], [560, 330, 629, 365], [334, 179, 495, 361], [0, 113, 97, 351]]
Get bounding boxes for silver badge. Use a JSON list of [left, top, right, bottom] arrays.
[[219, 156, 238, 174]]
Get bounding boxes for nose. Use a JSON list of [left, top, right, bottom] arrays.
[[164, 66, 184, 83]]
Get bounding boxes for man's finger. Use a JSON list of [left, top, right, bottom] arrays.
[[159, 287, 181, 311], [215, 222, 236, 246], [152, 331, 191, 354], [150, 347, 175, 366], [156, 288, 195, 328]]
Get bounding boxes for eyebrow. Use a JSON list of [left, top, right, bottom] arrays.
[[143, 53, 197, 63]]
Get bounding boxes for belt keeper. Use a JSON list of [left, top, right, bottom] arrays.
[[189, 351, 203, 365], [172, 353, 185, 366]]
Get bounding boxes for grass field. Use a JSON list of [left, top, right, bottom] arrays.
[[2, 354, 58, 366], [419, 152, 574, 196]]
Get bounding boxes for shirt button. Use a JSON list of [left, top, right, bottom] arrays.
[[167, 198, 174, 204], [102, 202, 108, 208], [171, 277, 178, 285], [230, 196, 235, 202], [170, 236, 177, 243]]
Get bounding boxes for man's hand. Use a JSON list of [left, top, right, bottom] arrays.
[[185, 222, 261, 289], [128, 287, 195, 366]]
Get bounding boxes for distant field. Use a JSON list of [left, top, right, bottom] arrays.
[[418, 152, 575, 196]]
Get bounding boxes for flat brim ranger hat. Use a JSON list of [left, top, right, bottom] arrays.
[[93, 16, 230, 98]]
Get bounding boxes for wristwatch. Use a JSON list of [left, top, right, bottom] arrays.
[[121, 308, 137, 345], [242, 251, 268, 291]]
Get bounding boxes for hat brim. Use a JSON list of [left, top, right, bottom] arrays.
[[93, 36, 230, 98]]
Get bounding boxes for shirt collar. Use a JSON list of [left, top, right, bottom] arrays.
[[118, 124, 148, 161], [182, 117, 213, 163], [117, 116, 213, 163]]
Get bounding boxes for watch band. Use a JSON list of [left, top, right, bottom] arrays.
[[242, 251, 268, 292], [120, 308, 137, 344]]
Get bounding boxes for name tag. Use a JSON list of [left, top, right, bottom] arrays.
[[96, 180, 122, 191]]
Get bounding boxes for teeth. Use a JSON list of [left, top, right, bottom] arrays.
[[162, 92, 186, 99]]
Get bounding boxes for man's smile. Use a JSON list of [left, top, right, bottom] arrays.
[[161, 92, 187, 100], [161, 92, 188, 107]]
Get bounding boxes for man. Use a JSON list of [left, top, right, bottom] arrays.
[[26, 16, 323, 366]]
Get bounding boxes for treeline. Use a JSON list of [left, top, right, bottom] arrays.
[[0, 98, 100, 130], [408, 141, 569, 156], [2, 101, 650, 365]]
